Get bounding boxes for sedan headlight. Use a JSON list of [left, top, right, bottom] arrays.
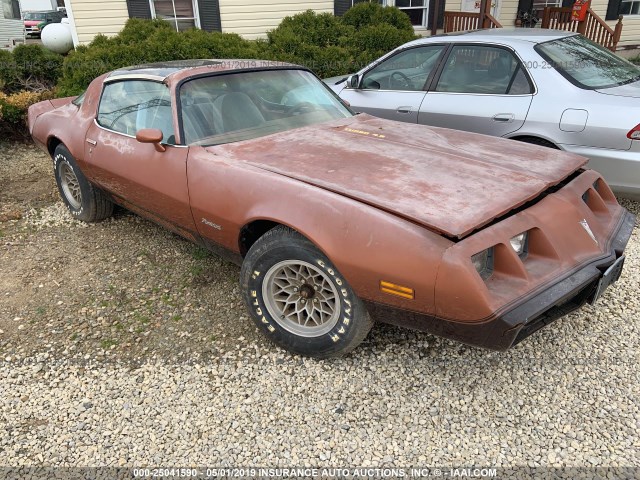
[[509, 232, 528, 256], [471, 248, 493, 279]]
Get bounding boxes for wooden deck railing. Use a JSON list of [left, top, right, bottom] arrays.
[[541, 5, 623, 51], [443, 11, 502, 33]]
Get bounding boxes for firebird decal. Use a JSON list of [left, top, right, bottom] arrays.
[[344, 127, 386, 139], [201, 218, 222, 230]]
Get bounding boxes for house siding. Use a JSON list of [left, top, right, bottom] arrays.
[[590, 0, 640, 47], [218, 0, 333, 39], [65, 0, 129, 44], [0, 18, 24, 50]]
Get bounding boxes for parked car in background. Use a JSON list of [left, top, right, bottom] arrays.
[[23, 10, 63, 38], [27, 60, 634, 357], [326, 29, 640, 200]]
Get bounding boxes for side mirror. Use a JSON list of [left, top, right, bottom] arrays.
[[136, 128, 166, 152], [346, 74, 360, 89]]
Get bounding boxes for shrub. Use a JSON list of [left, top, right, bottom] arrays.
[[346, 23, 417, 67], [0, 45, 63, 93], [264, 6, 417, 76], [57, 19, 260, 96], [0, 89, 54, 139], [341, 2, 415, 33]]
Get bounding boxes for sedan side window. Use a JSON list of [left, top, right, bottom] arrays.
[[97, 80, 175, 144], [435, 45, 533, 95], [361, 46, 445, 92]]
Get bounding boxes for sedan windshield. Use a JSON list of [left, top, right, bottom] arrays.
[[179, 69, 352, 146], [24, 12, 47, 20], [535, 35, 640, 89]]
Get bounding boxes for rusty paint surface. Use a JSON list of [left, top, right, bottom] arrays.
[[211, 114, 587, 238]]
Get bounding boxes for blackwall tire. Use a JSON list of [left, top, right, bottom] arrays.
[[240, 226, 373, 358], [53, 144, 113, 223]]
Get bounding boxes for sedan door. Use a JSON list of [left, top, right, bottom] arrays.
[[339, 45, 447, 123], [420, 44, 534, 136], [83, 79, 197, 239]]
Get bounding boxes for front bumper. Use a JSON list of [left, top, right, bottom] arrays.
[[367, 210, 636, 350]]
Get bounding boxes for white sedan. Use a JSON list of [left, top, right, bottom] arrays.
[[326, 29, 640, 199]]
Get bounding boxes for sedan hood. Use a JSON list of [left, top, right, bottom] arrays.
[[596, 79, 640, 98], [210, 114, 586, 238]]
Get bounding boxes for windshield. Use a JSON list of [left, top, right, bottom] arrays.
[[535, 35, 640, 89], [24, 12, 47, 20], [179, 69, 352, 146]]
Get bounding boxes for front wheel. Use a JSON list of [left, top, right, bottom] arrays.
[[53, 144, 113, 223], [240, 226, 373, 358]]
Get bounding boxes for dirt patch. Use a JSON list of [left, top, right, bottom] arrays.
[[0, 142, 58, 235]]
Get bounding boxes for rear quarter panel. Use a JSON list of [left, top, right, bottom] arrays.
[[29, 75, 107, 167]]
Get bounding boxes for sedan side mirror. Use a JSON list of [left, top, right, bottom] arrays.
[[136, 128, 166, 152], [346, 74, 360, 89]]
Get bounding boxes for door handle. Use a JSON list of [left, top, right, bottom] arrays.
[[492, 113, 514, 123], [397, 106, 413, 114], [86, 139, 97, 146]]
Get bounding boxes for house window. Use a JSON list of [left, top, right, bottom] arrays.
[[149, 0, 200, 31], [1, 0, 21, 20], [394, 0, 429, 27], [620, 0, 640, 14]]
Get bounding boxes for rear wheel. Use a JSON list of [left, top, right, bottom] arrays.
[[240, 226, 373, 358], [53, 144, 113, 222]]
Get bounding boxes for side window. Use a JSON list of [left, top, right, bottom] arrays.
[[361, 46, 445, 92], [97, 80, 175, 144], [435, 45, 533, 95]]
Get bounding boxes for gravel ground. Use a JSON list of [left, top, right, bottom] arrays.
[[0, 142, 639, 469]]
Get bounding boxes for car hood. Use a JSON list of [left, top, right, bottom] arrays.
[[209, 114, 586, 238], [24, 20, 41, 26], [596, 79, 640, 98]]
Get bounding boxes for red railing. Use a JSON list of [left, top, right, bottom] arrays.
[[541, 5, 623, 51]]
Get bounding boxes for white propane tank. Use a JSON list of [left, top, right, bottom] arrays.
[[41, 20, 74, 54]]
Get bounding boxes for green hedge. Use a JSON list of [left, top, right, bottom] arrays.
[[57, 3, 417, 94], [0, 44, 63, 93], [1, 3, 417, 137]]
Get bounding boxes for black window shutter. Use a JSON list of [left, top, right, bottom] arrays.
[[561, 0, 573, 7], [198, 0, 222, 31], [517, 0, 534, 13], [427, 0, 445, 29], [605, 0, 622, 19], [126, 0, 152, 19], [334, 0, 352, 16]]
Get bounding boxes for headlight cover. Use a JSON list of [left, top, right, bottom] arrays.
[[471, 248, 494, 279], [509, 232, 528, 256]]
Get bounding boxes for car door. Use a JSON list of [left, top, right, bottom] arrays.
[[420, 44, 534, 137], [83, 79, 197, 238], [339, 45, 447, 123]]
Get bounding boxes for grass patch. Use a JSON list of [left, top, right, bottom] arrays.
[[100, 339, 118, 349], [35, 306, 46, 315], [190, 246, 210, 261]]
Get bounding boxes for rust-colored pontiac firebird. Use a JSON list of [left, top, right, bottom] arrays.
[[28, 60, 635, 357]]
